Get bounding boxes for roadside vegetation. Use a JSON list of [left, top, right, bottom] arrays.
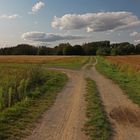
[[84, 78, 112, 140], [0, 64, 67, 140], [96, 56, 140, 106]]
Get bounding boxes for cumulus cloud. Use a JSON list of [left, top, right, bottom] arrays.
[[134, 40, 140, 44], [32, 1, 45, 13], [130, 31, 140, 44], [22, 31, 85, 42], [52, 12, 140, 32], [0, 14, 18, 20], [130, 31, 139, 37]]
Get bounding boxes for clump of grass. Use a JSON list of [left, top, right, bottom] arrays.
[[0, 70, 68, 140], [84, 78, 112, 140], [0, 64, 48, 110], [96, 56, 140, 106]]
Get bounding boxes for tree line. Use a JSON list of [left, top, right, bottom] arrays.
[[0, 41, 140, 55]]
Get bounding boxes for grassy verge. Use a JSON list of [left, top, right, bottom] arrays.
[[84, 78, 112, 140], [0, 71, 68, 140], [96, 56, 140, 106]]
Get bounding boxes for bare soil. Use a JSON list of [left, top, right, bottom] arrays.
[[25, 57, 140, 140], [25, 69, 89, 140], [87, 66, 140, 140]]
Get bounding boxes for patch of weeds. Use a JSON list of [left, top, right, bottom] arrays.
[[96, 56, 140, 106], [84, 78, 112, 140], [0, 71, 68, 140]]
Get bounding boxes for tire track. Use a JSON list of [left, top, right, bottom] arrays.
[[25, 69, 89, 140], [86, 63, 140, 140]]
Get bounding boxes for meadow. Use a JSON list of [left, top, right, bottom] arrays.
[[106, 55, 140, 72], [96, 56, 140, 106], [0, 55, 89, 69], [0, 56, 90, 139]]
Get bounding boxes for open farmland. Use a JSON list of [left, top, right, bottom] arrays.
[[106, 55, 140, 72], [0, 56, 85, 63], [96, 56, 140, 106], [0, 56, 140, 140], [0, 56, 89, 69]]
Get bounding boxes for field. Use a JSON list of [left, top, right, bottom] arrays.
[[106, 55, 140, 72], [0, 56, 90, 139], [0, 55, 89, 69], [96, 56, 140, 106], [0, 55, 140, 140]]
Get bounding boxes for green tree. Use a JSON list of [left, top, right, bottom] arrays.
[[62, 43, 73, 55]]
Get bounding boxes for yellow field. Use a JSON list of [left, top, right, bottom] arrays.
[[0, 55, 76, 63], [106, 55, 140, 72], [0, 55, 86, 63]]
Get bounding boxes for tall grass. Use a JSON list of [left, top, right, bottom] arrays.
[[0, 70, 67, 140], [96, 56, 140, 106], [0, 64, 46, 111]]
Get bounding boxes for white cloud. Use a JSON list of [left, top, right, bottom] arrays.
[[130, 31, 138, 37], [134, 40, 140, 44], [32, 1, 45, 13], [130, 31, 140, 44], [0, 14, 18, 20], [22, 31, 85, 42], [52, 12, 140, 32], [129, 31, 140, 38], [87, 27, 93, 32]]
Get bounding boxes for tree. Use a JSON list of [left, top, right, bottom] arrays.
[[62, 43, 73, 55], [73, 45, 84, 55], [96, 48, 108, 55], [135, 44, 140, 54], [110, 48, 118, 56]]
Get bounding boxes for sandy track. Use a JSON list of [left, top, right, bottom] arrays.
[[25, 57, 140, 140], [86, 65, 140, 140], [25, 69, 89, 140]]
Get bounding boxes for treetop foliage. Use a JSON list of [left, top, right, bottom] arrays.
[[0, 41, 140, 56]]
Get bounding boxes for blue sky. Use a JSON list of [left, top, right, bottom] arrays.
[[0, 0, 140, 47]]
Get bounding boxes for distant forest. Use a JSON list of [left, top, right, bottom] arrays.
[[0, 41, 140, 55]]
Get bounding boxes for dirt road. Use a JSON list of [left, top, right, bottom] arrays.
[[25, 57, 140, 140], [25, 69, 89, 140], [85, 57, 140, 140]]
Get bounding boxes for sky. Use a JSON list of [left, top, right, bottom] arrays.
[[0, 0, 140, 47]]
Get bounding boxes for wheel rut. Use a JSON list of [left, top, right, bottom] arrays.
[[86, 65, 140, 140], [25, 69, 89, 140], [25, 57, 140, 140]]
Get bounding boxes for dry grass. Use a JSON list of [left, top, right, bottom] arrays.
[[106, 55, 140, 72], [0, 56, 85, 63], [0, 56, 89, 69]]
